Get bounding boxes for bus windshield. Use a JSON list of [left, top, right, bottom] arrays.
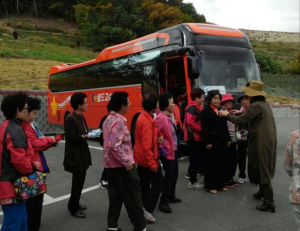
[[194, 45, 260, 94]]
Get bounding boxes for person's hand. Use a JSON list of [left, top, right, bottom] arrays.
[[206, 144, 212, 149], [158, 136, 164, 144], [231, 110, 242, 115], [87, 132, 97, 139], [226, 141, 231, 147], [126, 164, 133, 171], [50, 136, 56, 142], [218, 110, 229, 117], [34, 161, 41, 170], [151, 168, 158, 173]]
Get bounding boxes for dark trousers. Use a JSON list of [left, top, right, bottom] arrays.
[[137, 165, 163, 214], [26, 193, 44, 231], [160, 151, 179, 205], [238, 141, 248, 178], [187, 140, 204, 184], [248, 165, 261, 185], [205, 146, 227, 190], [107, 166, 145, 231], [68, 171, 86, 213], [261, 182, 274, 202], [100, 168, 109, 182], [226, 142, 238, 182]]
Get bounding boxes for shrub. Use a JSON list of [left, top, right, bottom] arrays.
[[25, 36, 45, 43], [289, 53, 300, 74], [13, 31, 18, 40], [69, 41, 76, 48], [255, 51, 284, 74]]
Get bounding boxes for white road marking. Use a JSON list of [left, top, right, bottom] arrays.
[[0, 184, 101, 216]]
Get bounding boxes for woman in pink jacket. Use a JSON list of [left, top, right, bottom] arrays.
[[155, 92, 181, 214]]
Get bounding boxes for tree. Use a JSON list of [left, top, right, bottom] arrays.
[[289, 53, 300, 74], [141, 0, 183, 29]]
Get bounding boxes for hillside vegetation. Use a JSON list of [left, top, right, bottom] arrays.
[[0, 17, 299, 104]]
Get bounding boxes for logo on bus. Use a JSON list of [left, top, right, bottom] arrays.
[[50, 95, 71, 116], [92, 93, 112, 103]]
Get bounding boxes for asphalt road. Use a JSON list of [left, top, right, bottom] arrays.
[[0, 116, 299, 231]]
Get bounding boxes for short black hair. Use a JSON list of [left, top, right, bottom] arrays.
[[1, 92, 27, 119], [190, 88, 205, 101], [70, 92, 87, 110], [27, 97, 41, 112], [142, 92, 158, 111], [159, 92, 173, 111], [110, 91, 129, 112], [107, 101, 112, 113], [207, 90, 222, 105]]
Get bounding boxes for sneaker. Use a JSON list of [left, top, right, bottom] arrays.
[[100, 180, 108, 189], [185, 174, 190, 179], [238, 178, 245, 184], [196, 173, 201, 179], [143, 208, 156, 223], [187, 181, 204, 189]]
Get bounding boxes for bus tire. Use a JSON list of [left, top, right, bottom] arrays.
[[130, 113, 140, 147]]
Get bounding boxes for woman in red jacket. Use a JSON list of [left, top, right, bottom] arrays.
[[134, 92, 163, 223], [22, 97, 58, 231], [184, 88, 205, 189]]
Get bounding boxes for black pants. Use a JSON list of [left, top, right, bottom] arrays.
[[226, 142, 238, 182], [26, 193, 44, 231], [107, 166, 145, 231], [238, 141, 248, 178], [137, 165, 163, 214], [68, 171, 86, 213], [100, 168, 109, 182], [160, 151, 179, 205], [187, 141, 204, 184], [205, 146, 227, 190]]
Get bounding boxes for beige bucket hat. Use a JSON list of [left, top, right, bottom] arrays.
[[241, 80, 267, 97]]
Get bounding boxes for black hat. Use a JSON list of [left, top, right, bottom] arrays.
[[237, 91, 248, 103]]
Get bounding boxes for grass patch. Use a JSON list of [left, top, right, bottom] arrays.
[[261, 73, 300, 93], [251, 40, 300, 71], [0, 38, 95, 63], [0, 58, 61, 90]]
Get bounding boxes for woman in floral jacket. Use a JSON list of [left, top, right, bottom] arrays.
[[284, 130, 300, 229], [103, 91, 148, 231]]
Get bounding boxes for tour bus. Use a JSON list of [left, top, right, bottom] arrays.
[[47, 23, 260, 140]]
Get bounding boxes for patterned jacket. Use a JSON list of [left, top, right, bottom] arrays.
[[284, 130, 300, 204], [103, 112, 134, 168]]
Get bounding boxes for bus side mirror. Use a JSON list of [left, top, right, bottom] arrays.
[[187, 56, 200, 79]]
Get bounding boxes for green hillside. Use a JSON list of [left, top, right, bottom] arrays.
[[0, 17, 299, 105]]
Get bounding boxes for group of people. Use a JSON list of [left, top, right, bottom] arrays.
[[1, 80, 299, 231]]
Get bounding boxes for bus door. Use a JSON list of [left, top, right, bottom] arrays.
[[165, 57, 188, 122], [141, 62, 159, 95]]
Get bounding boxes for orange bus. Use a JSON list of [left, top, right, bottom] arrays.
[[47, 23, 260, 139]]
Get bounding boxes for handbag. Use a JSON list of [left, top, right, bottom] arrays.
[[13, 171, 47, 200]]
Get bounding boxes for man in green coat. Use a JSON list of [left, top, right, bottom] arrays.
[[219, 81, 277, 213]]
